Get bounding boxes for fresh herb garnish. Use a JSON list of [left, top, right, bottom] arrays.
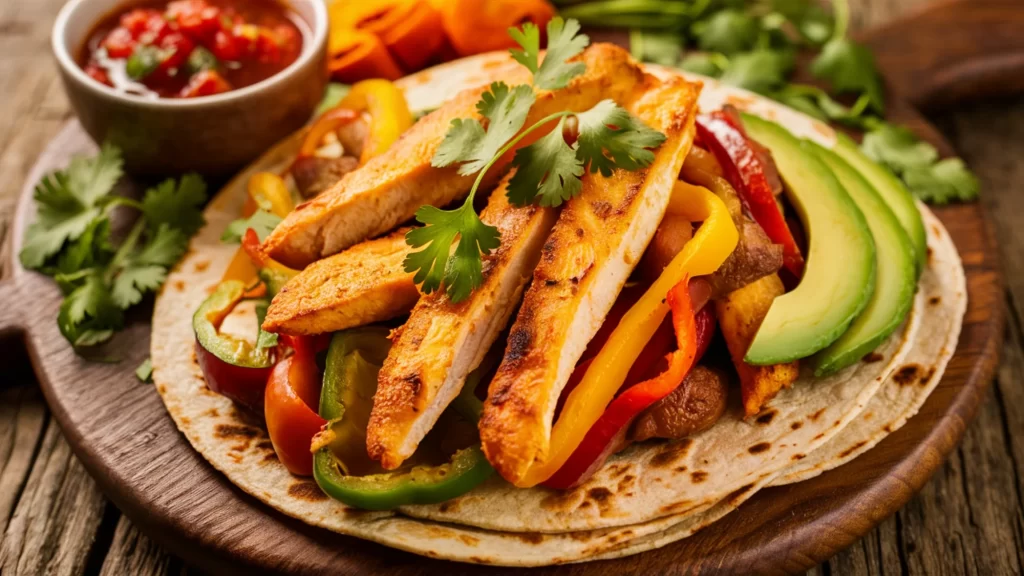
[[606, 0, 979, 203], [126, 45, 165, 80], [136, 357, 153, 382], [20, 144, 207, 350], [404, 17, 666, 303], [222, 210, 283, 244], [187, 46, 219, 74]]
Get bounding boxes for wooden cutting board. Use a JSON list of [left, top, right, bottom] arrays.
[[0, 0, 1019, 573]]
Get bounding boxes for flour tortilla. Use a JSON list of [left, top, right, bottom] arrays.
[[151, 52, 962, 564]]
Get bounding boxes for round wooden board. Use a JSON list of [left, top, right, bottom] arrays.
[[0, 1, 1018, 573]]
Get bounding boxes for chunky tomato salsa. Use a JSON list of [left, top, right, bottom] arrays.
[[79, 0, 305, 99]]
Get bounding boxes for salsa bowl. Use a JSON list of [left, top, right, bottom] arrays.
[[52, 0, 328, 176]]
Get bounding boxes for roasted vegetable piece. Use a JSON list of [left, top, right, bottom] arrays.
[[262, 228, 419, 336], [327, 29, 402, 83], [629, 365, 729, 443], [437, 0, 555, 57], [265, 339, 326, 476], [715, 273, 799, 417], [193, 281, 273, 412], [292, 156, 360, 199], [695, 114, 805, 277], [336, 79, 414, 164], [544, 288, 714, 490], [312, 328, 493, 510]]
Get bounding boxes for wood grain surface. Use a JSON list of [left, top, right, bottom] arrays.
[[0, 0, 1021, 574]]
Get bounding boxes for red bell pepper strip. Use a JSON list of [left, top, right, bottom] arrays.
[[544, 277, 715, 489], [695, 114, 805, 277], [265, 342, 327, 476]]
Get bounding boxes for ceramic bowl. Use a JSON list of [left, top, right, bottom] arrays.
[[52, 0, 328, 176]]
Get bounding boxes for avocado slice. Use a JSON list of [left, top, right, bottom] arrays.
[[831, 132, 927, 277], [807, 142, 917, 376], [740, 113, 876, 365]]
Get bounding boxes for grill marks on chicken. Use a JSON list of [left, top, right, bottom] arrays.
[[263, 44, 646, 269], [479, 76, 702, 484], [367, 174, 558, 470]]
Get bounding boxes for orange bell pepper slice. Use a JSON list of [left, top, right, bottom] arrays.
[[377, 1, 444, 70], [336, 79, 414, 164], [328, 29, 402, 83], [514, 181, 738, 487], [437, 0, 556, 57]]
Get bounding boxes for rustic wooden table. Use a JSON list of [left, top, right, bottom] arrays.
[[1, 0, 1022, 574]]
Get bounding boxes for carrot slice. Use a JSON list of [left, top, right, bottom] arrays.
[[378, 2, 444, 70], [438, 0, 556, 57], [328, 29, 402, 83]]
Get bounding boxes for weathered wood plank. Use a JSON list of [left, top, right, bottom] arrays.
[[0, 419, 106, 576], [99, 516, 176, 576], [0, 387, 46, 537]]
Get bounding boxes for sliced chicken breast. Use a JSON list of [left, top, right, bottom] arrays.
[[262, 228, 418, 336], [479, 75, 702, 485], [263, 43, 645, 269], [367, 174, 558, 470]]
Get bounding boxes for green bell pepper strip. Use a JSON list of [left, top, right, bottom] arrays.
[[313, 327, 494, 510]]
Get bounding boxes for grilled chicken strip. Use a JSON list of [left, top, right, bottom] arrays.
[[479, 75, 702, 485], [367, 175, 557, 470], [263, 43, 645, 269], [262, 228, 418, 336]]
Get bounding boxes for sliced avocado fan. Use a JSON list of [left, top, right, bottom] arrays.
[[807, 142, 917, 376], [740, 113, 876, 366]]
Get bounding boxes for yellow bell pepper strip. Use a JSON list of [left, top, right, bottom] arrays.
[[248, 172, 295, 218], [222, 173, 295, 285], [337, 79, 414, 164], [515, 181, 738, 487]]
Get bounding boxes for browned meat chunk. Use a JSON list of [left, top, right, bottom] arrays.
[[629, 366, 729, 443]]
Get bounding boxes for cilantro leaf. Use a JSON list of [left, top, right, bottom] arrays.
[[511, 17, 589, 91], [141, 173, 207, 236], [679, 53, 724, 77], [431, 82, 536, 175], [111, 264, 166, 308], [20, 143, 123, 269], [810, 37, 884, 113], [55, 218, 114, 277], [404, 204, 500, 303], [255, 300, 279, 350], [222, 210, 282, 244], [575, 100, 667, 177], [58, 271, 123, 347], [126, 45, 165, 80], [903, 158, 980, 204], [507, 117, 584, 207], [861, 124, 938, 173], [695, 10, 759, 55], [720, 49, 794, 94], [629, 29, 683, 67], [136, 358, 153, 383], [135, 223, 189, 268]]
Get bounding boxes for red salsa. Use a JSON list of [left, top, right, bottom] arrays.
[[79, 0, 305, 99]]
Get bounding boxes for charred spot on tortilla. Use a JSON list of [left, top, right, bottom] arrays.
[[884, 424, 893, 433], [809, 408, 826, 421], [262, 451, 278, 462], [929, 296, 941, 306], [458, 535, 480, 547], [921, 366, 936, 386], [515, 533, 545, 544], [726, 483, 755, 504], [838, 441, 869, 459], [863, 412, 874, 420], [791, 421, 803, 430], [862, 352, 884, 363], [650, 438, 693, 468], [193, 260, 210, 272], [755, 409, 777, 425], [675, 466, 687, 473], [215, 424, 260, 440], [617, 474, 636, 493], [893, 364, 923, 386], [792, 453, 806, 460], [438, 500, 461, 513], [173, 280, 186, 292], [691, 471, 708, 483], [587, 487, 613, 505], [540, 486, 584, 511], [813, 433, 825, 440], [748, 442, 771, 454]]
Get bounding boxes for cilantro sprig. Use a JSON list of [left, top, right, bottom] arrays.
[[20, 144, 207, 350], [610, 0, 979, 204], [405, 18, 666, 303]]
